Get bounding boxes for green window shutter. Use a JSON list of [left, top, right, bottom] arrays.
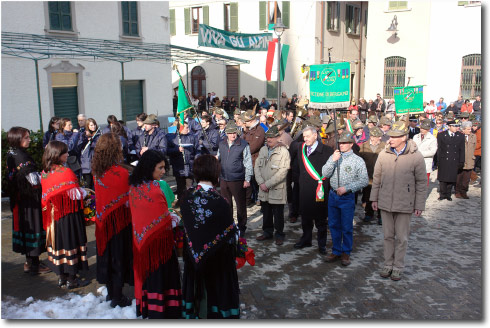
[[203, 6, 209, 25], [170, 9, 176, 36], [282, 1, 290, 28], [336, 2, 340, 31], [121, 81, 144, 123], [259, 1, 266, 30], [184, 7, 190, 35], [326, 3, 331, 30], [53, 87, 79, 128], [458, 1, 469, 5], [266, 81, 278, 99], [230, 2, 238, 32]]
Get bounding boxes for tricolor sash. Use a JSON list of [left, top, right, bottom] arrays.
[[301, 143, 326, 202]]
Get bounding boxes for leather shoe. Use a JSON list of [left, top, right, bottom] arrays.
[[461, 193, 469, 199], [275, 239, 284, 246], [318, 247, 327, 255], [325, 253, 341, 263], [30, 262, 52, 275], [438, 196, 445, 201], [341, 253, 351, 266], [446, 197, 452, 201], [58, 276, 67, 288], [256, 234, 272, 241], [110, 296, 132, 308], [24, 262, 30, 273], [455, 193, 462, 199], [294, 241, 312, 249]]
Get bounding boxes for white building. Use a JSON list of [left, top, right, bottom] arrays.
[[1, 1, 174, 131], [364, 1, 481, 104], [169, 1, 368, 107]]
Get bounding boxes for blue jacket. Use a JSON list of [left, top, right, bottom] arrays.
[[135, 127, 167, 157], [166, 133, 199, 177], [186, 117, 202, 137], [55, 130, 80, 155], [77, 131, 101, 174], [197, 128, 219, 156], [132, 126, 145, 147]]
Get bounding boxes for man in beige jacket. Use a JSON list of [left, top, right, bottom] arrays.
[[255, 125, 290, 245], [455, 121, 477, 199], [370, 121, 427, 281]]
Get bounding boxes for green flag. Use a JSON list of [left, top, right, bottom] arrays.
[[177, 77, 193, 128]]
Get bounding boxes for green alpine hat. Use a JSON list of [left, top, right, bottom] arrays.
[[367, 115, 379, 123], [420, 119, 432, 130], [352, 119, 364, 130], [265, 125, 280, 138], [324, 122, 335, 134], [225, 121, 238, 134], [322, 115, 331, 124], [240, 110, 256, 122], [143, 114, 159, 125], [459, 112, 470, 118], [387, 120, 409, 137], [214, 107, 225, 115], [305, 116, 322, 129], [338, 131, 355, 143], [369, 126, 383, 137], [379, 116, 392, 126]]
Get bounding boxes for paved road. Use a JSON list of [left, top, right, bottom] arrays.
[[1, 173, 482, 319]]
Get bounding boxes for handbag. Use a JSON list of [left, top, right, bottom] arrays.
[[66, 155, 81, 172]]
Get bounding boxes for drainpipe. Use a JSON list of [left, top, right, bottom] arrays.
[[320, 2, 325, 64], [34, 59, 44, 133], [121, 62, 126, 122]]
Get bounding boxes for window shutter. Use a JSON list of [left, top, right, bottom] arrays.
[[336, 2, 340, 31], [203, 6, 209, 25], [259, 1, 266, 30], [121, 81, 144, 124], [53, 87, 79, 128], [326, 3, 331, 30], [266, 81, 278, 99], [184, 7, 190, 35], [230, 2, 238, 32], [282, 1, 290, 28], [170, 9, 176, 36]]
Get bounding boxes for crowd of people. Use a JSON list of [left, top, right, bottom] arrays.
[[6, 90, 481, 318]]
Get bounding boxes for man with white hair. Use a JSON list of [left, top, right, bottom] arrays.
[[77, 114, 87, 133]]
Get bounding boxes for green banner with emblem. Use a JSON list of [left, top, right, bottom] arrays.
[[198, 24, 273, 51], [393, 86, 424, 115], [308, 62, 350, 109]]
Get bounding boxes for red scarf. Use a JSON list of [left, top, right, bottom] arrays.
[[129, 180, 174, 310], [94, 165, 131, 256], [41, 165, 82, 230]]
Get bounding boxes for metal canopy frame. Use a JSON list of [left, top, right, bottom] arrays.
[[1, 31, 249, 65]]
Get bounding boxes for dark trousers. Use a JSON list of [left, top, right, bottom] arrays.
[[175, 176, 193, 204], [456, 169, 472, 194], [261, 201, 285, 240], [290, 179, 300, 218], [474, 155, 481, 171], [82, 173, 94, 190], [361, 185, 381, 218], [246, 176, 258, 204], [220, 180, 247, 233], [439, 181, 455, 198], [300, 214, 327, 248], [286, 169, 293, 204]]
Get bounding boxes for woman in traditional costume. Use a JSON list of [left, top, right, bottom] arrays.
[[92, 133, 133, 308], [180, 154, 240, 319], [41, 141, 88, 288], [6, 127, 50, 275], [128, 149, 182, 319]]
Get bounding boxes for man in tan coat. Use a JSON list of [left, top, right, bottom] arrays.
[[370, 121, 427, 281], [455, 121, 477, 199], [255, 125, 290, 245]]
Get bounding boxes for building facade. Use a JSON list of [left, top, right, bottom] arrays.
[[169, 1, 368, 106], [364, 1, 481, 103], [1, 1, 173, 131]]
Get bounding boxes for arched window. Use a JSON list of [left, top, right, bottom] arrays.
[[383, 56, 406, 98], [191, 66, 206, 98], [460, 54, 481, 99]]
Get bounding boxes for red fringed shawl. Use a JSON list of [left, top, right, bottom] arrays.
[[94, 165, 131, 256], [41, 165, 82, 230], [129, 180, 174, 310]]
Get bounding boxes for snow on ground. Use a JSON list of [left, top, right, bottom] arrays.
[[2, 287, 139, 319]]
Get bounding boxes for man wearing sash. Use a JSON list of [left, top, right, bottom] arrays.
[[294, 126, 333, 255]]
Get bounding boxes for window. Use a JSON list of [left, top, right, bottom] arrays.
[[191, 66, 206, 98], [121, 80, 144, 123], [458, 1, 481, 6], [121, 1, 139, 36], [460, 54, 481, 99], [185, 6, 209, 34], [48, 1, 73, 31], [388, 1, 408, 10], [224, 3, 239, 32], [326, 1, 340, 32], [52, 73, 79, 128], [266, 81, 278, 99], [346, 4, 361, 35], [383, 56, 406, 98], [259, 1, 290, 30], [170, 9, 176, 36]]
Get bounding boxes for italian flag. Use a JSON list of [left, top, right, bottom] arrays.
[[344, 118, 354, 133], [265, 38, 289, 81]]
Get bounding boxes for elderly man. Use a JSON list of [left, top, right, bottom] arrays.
[[241, 110, 266, 207], [436, 120, 465, 201], [413, 119, 438, 185], [386, 99, 396, 116], [371, 121, 427, 281], [379, 116, 392, 143], [217, 122, 253, 235], [255, 125, 290, 245], [294, 126, 333, 254], [359, 126, 386, 225], [135, 114, 167, 157], [455, 121, 477, 199], [217, 119, 228, 142], [322, 131, 368, 266], [77, 114, 87, 132]]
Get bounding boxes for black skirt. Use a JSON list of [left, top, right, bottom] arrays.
[[182, 242, 240, 319], [96, 223, 133, 286], [136, 249, 182, 319], [46, 210, 88, 276], [12, 197, 46, 257]]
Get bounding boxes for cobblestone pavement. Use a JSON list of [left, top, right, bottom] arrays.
[[1, 173, 482, 319]]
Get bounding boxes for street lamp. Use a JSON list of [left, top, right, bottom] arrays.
[[387, 15, 398, 38], [273, 17, 287, 110]]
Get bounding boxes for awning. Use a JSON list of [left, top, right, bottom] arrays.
[[1, 31, 249, 65]]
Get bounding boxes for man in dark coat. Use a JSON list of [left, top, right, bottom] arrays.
[[197, 116, 219, 156], [135, 114, 167, 157], [294, 126, 333, 255], [166, 122, 199, 207], [436, 120, 465, 201], [408, 116, 420, 139]]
